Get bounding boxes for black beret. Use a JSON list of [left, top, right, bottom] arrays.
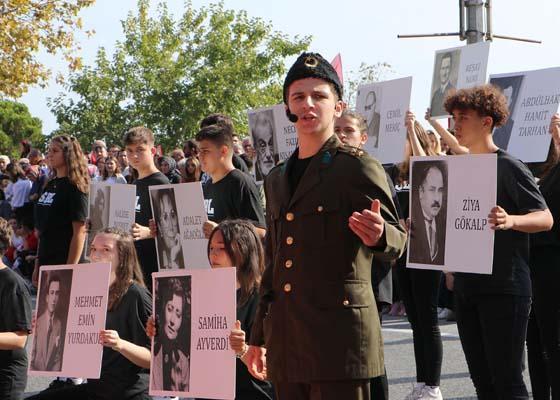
[[283, 52, 343, 104]]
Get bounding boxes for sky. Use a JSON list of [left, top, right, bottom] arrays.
[[19, 0, 560, 136]]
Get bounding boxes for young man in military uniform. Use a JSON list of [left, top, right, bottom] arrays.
[[245, 52, 407, 400]]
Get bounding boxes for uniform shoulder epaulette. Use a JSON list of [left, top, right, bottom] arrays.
[[338, 144, 365, 158]]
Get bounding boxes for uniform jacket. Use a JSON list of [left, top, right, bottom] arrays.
[[31, 311, 62, 371], [249, 135, 407, 382]]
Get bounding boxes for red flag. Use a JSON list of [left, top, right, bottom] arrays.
[[330, 53, 344, 86]]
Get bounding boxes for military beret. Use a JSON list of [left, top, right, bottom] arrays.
[[283, 52, 343, 104]]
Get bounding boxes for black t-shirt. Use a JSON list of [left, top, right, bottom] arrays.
[[0, 268, 32, 392], [233, 153, 250, 174], [86, 283, 152, 399], [35, 177, 88, 265], [236, 289, 274, 400], [288, 156, 312, 195], [203, 170, 265, 227], [134, 172, 169, 286], [454, 150, 548, 296], [531, 162, 560, 250]]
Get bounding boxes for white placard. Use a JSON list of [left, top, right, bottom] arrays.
[[407, 154, 496, 274], [490, 67, 560, 162], [430, 41, 491, 119], [149, 268, 236, 399], [248, 104, 296, 182], [355, 76, 413, 164], [149, 182, 210, 270], [29, 263, 111, 378]]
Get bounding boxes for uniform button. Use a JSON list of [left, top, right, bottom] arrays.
[[285, 260, 293, 269], [342, 299, 350, 306], [317, 206, 324, 212], [284, 283, 292, 292], [286, 236, 294, 245], [286, 212, 294, 221]]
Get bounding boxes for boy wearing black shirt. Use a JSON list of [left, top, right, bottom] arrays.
[[444, 85, 553, 400], [0, 218, 32, 400], [196, 124, 266, 238], [124, 127, 169, 288]]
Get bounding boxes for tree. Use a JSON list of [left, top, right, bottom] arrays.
[[0, 0, 95, 98], [344, 62, 394, 109], [0, 100, 44, 158], [49, 0, 310, 150]]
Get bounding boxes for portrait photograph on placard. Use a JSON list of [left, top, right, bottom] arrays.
[[30, 269, 73, 372], [407, 154, 496, 274], [490, 74, 525, 150], [363, 86, 383, 149], [151, 188, 184, 270], [151, 275, 192, 393], [248, 108, 278, 182], [430, 50, 460, 118], [87, 184, 110, 250], [408, 160, 448, 266]]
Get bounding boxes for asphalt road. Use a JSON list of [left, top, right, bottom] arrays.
[[24, 314, 534, 399]]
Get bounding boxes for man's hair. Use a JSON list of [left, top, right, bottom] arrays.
[[0, 218, 12, 255], [122, 126, 155, 146], [46, 273, 61, 293], [200, 113, 234, 135], [417, 161, 447, 192], [444, 84, 509, 128], [339, 109, 367, 133], [195, 124, 233, 149]]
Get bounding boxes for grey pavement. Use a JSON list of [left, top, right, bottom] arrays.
[[25, 314, 533, 399]]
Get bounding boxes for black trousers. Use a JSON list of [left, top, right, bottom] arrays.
[[275, 380, 370, 400], [527, 249, 560, 400], [396, 265, 442, 386], [455, 292, 530, 400]]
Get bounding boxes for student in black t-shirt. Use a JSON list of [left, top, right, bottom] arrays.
[[123, 127, 169, 288], [209, 220, 274, 400], [33, 135, 89, 285], [443, 85, 553, 400], [195, 123, 266, 238], [28, 227, 152, 400], [0, 218, 32, 400]]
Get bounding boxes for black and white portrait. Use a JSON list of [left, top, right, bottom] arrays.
[[31, 269, 73, 372], [87, 185, 110, 252], [409, 160, 448, 266], [249, 109, 278, 181], [151, 276, 191, 393], [363, 87, 382, 148], [430, 50, 460, 117], [151, 188, 184, 270], [490, 75, 524, 150]]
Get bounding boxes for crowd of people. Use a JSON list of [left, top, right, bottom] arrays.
[[0, 50, 558, 400]]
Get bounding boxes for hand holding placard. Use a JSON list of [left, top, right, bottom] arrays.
[[488, 206, 513, 231], [348, 199, 385, 247], [229, 320, 246, 355]]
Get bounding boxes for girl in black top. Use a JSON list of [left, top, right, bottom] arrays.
[[527, 113, 560, 400], [33, 135, 90, 284], [29, 227, 152, 400], [208, 219, 274, 400], [0, 217, 32, 400], [444, 85, 553, 400]]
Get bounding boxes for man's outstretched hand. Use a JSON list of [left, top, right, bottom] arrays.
[[349, 199, 385, 247]]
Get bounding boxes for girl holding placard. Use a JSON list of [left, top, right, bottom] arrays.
[[28, 227, 153, 399]]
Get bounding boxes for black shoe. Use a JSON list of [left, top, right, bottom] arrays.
[[44, 378, 77, 392]]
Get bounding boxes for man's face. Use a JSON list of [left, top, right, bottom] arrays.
[[232, 136, 243, 155], [94, 146, 107, 159], [287, 77, 342, 137], [334, 115, 367, 148], [503, 86, 513, 108], [364, 91, 377, 121], [252, 117, 275, 175], [118, 151, 129, 167], [109, 147, 120, 158], [46, 281, 60, 314], [419, 167, 444, 220], [125, 143, 154, 170], [452, 109, 491, 148], [439, 56, 452, 86], [0, 159, 6, 171], [197, 140, 224, 175]]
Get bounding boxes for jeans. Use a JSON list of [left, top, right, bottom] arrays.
[[396, 265, 442, 386], [455, 292, 530, 400]]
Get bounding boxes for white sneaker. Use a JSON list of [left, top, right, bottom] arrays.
[[438, 308, 450, 320], [404, 383, 425, 399], [418, 385, 443, 400]]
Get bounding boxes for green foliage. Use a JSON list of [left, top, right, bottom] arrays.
[[0, 100, 44, 158], [49, 0, 310, 150]]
